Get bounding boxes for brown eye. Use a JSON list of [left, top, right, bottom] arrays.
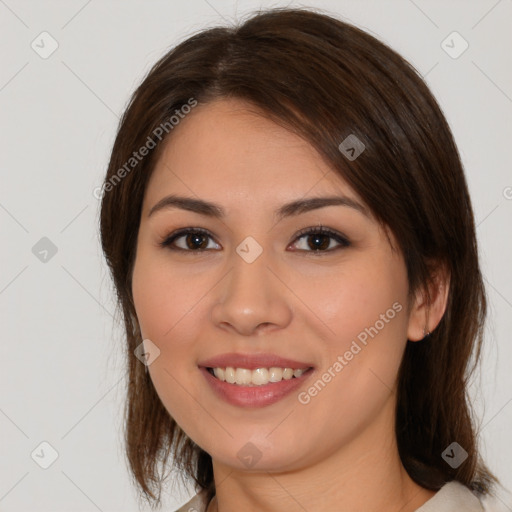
[[160, 228, 220, 252], [291, 226, 350, 253]]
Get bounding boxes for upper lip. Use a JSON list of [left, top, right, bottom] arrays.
[[199, 352, 314, 370]]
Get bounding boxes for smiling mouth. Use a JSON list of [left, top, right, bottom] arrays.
[[206, 366, 313, 387]]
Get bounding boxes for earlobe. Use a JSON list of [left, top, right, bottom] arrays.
[[407, 264, 450, 342]]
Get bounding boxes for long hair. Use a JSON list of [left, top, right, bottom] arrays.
[[99, 7, 495, 508]]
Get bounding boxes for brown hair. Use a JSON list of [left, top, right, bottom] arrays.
[[99, 6, 496, 508]]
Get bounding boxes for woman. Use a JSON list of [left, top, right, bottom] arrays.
[[99, 7, 506, 511]]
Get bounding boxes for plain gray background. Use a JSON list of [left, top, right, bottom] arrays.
[[1, 0, 511, 510]]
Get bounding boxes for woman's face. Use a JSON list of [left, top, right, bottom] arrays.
[[131, 98, 419, 473]]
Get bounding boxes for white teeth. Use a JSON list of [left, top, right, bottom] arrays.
[[224, 367, 236, 384], [268, 367, 283, 382], [213, 367, 225, 381], [252, 368, 269, 385], [235, 368, 252, 385], [282, 368, 294, 380], [210, 366, 310, 386]]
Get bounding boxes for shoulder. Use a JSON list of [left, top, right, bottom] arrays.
[[416, 481, 512, 512], [173, 489, 211, 512]]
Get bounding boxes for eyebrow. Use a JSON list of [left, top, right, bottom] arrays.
[[148, 194, 369, 220]]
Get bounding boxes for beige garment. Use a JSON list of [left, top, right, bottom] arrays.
[[174, 481, 509, 512], [415, 481, 484, 511]]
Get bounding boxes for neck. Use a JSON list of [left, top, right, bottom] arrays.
[[208, 397, 435, 512]]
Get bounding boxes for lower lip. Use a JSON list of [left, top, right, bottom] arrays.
[[199, 366, 314, 408]]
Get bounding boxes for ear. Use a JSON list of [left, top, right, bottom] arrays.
[[407, 262, 450, 342]]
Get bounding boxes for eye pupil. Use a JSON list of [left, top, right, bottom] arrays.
[[187, 233, 208, 250], [308, 234, 330, 251]]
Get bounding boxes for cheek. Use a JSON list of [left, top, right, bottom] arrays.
[[131, 247, 214, 432], [295, 254, 409, 419], [132, 245, 205, 339], [297, 255, 409, 348]]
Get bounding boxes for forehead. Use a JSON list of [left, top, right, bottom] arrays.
[[144, 98, 362, 212]]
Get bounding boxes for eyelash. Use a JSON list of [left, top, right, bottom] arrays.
[[159, 225, 351, 254]]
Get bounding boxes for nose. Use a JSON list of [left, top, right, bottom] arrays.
[[210, 248, 293, 336]]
